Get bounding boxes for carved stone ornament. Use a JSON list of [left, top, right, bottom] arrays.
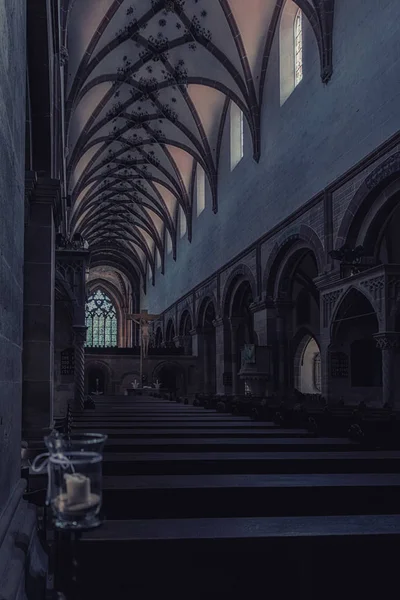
[[60, 46, 69, 66], [322, 289, 343, 328], [366, 151, 400, 190], [359, 276, 385, 315], [374, 332, 399, 350]]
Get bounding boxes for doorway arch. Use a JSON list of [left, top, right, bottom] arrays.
[[153, 361, 186, 395], [294, 334, 321, 394]]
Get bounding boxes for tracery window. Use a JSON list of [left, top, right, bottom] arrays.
[[294, 9, 303, 87], [85, 290, 117, 348]]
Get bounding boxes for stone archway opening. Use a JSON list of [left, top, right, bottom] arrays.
[[273, 247, 320, 396], [227, 280, 255, 396], [87, 365, 107, 395], [153, 362, 185, 395], [198, 298, 217, 394], [294, 335, 321, 395], [179, 310, 193, 355], [330, 288, 381, 404]]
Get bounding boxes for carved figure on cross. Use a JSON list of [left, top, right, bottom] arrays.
[[127, 309, 159, 358]]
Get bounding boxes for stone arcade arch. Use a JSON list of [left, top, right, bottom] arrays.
[[293, 331, 321, 395], [179, 310, 193, 355], [264, 237, 321, 397], [153, 361, 186, 395], [165, 319, 176, 347], [223, 274, 256, 396], [85, 360, 112, 395], [154, 326, 163, 348], [328, 288, 382, 405], [197, 297, 217, 394]]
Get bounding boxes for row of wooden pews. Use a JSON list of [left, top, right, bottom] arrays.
[[196, 391, 400, 449], [43, 393, 400, 598]]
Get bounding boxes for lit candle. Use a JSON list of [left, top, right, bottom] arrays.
[[64, 473, 91, 505]]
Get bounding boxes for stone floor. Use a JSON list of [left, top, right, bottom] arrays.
[[40, 395, 400, 598]]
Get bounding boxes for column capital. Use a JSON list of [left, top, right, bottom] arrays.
[[212, 316, 229, 329], [249, 297, 274, 313], [189, 327, 201, 336], [73, 325, 87, 344], [374, 332, 399, 350]]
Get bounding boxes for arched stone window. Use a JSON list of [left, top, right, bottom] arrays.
[[179, 205, 187, 238], [85, 289, 118, 348], [230, 101, 244, 171], [166, 230, 173, 255], [280, 1, 304, 105], [196, 163, 206, 216], [294, 8, 303, 87]]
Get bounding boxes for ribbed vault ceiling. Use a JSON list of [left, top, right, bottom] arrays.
[[65, 0, 334, 283]]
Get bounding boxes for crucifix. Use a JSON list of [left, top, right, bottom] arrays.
[[127, 309, 160, 385]]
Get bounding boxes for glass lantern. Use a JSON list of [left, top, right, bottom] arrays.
[[43, 432, 107, 530]]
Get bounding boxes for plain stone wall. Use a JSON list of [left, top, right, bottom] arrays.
[[0, 0, 26, 512], [145, 0, 400, 313]]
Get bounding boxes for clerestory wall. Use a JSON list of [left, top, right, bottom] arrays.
[[144, 0, 400, 314]]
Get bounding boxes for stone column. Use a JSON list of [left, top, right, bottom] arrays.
[[275, 301, 292, 397], [374, 332, 398, 407], [73, 326, 87, 411], [230, 317, 243, 397], [214, 317, 231, 395], [22, 178, 60, 441]]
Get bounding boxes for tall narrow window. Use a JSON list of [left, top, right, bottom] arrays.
[[294, 9, 303, 87], [230, 102, 244, 171], [166, 230, 172, 254], [196, 163, 205, 216], [179, 205, 187, 238], [85, 289, 117, 348], [156, 249, 162, 269], [280, 1, 304, 105], [148, 264, 152, 281]]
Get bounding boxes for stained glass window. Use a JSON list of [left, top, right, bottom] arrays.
[[294, 9, 303, 87], [85, 290, 118, 348]]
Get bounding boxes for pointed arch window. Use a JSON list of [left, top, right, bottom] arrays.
[[230, 102, 244, 171], [166, 230, 173, 255], [85, 289, 118, 348], [196, 163, 206, 216], [294, 9, 303, 87], [179, 205, 187, 238], [280, 2, 304, 105]]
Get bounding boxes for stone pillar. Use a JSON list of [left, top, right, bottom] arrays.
[[182, 335, 192, 355], [214, 317, 231, 395], [250, 300, 269, 346], [374, 332, 398, 407], [23, 179, 60, 440], [275, 301, 292, 397], [230, 317, 243, 397], [73, 326, 87, 410]]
